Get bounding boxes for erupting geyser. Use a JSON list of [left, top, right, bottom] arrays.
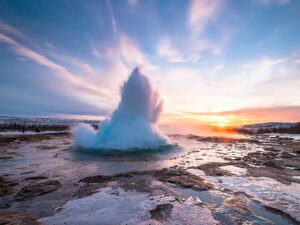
[[72, 67, 168, 150]]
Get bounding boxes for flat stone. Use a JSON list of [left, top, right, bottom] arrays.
[[0, 211, 39, 225], [224, 196, 253, 214], [154, 168, 212, 190], [16, 180, 61, 200], [0, 176, 17, 196], [25, 176, 49, 181], [150, 203, 173, 221]]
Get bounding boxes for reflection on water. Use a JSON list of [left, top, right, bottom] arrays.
[[0, 134, 263, 179]]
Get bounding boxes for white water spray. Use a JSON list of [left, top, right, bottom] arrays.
[[72, 67, 168, 150]]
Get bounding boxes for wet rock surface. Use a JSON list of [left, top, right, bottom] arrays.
[[154, 168, 212, 190], [0, 133, 300, 224], [192, 162, 233, 176], [25, 176, 49, 181], [223, 196, 253, 214], [246, 166, 300, 185], [150, 203, 173, 221], [241, 137, 300, 170], [16, 180, 62, 200], [0, 211, 39, 225], [79, 168, 212, 191], [0, 176, 15, 197]]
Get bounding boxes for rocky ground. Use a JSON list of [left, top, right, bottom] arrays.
[[0, 133, 299, 224]]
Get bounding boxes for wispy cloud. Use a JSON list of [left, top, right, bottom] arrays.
[[239, 56, 286, 84], [104, 1, 156, 72], [157, 0, 224, 63], [118, 34, 157, 73], [128, 0, 138, 7], [0, 32, 111, 99], [156, 38, 183, 63], [254, 0, 291, 6], [0, 33, 67, 72], [0, 20, 23, 37], [106, 0, 118, 37], [240, 57, 285, 69], [293, 59, 300, 64], [119, 34, 145, 65], [213, 63, 224, 70], [156, 37, 221, 63], [91, 42, 102, 58], [188, 0, 221, 34]]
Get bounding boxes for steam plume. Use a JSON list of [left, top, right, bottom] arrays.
[[72, 67, 168, 150]]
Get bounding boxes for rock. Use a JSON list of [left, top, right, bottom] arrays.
[[194, 162, 233, 176], [25, 176, 48, 181], [154, 168, 212, 190], [0, 156, 14, 159], [186, 134, 260, 144], [281, 152, 294, 159], [0, 200, 10, 209], [206, 167, 232, 176], [224, 196, 253, 215], [79, 171, 143, 184], [121, 177, 152, 193], [79, 175, 114, 184], [246, 167, 294, 185], [79, 169, 212, 193], [16, 180, 61, 200], [74, 183, 103, 198], [77, 171, 151, 198], [0, 211, 39, 225], [0, 176, 17, 196], [150, 203, 173, 221]]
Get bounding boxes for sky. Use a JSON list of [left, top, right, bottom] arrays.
[[0, 0, 300, 126]]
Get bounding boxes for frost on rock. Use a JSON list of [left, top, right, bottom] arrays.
[[40, 187, 217, 225]]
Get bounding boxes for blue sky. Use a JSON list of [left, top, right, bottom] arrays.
[[0, 0, 300, 124]]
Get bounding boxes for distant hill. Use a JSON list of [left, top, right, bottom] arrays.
[[236, 122, 300, 134], [0, 116, 99, 133]]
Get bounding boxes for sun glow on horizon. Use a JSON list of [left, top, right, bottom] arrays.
[[161, 113, 250, 127]]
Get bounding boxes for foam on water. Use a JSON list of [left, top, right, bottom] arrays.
[[72, 67, 168, 150]]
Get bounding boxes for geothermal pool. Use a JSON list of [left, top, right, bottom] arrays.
[[0, 132, 300, 225]]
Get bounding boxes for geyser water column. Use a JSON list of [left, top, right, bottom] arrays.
[[72, 67, 169, 150]]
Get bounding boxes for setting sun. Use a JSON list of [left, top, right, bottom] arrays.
[[217, 122, 228, 128]]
